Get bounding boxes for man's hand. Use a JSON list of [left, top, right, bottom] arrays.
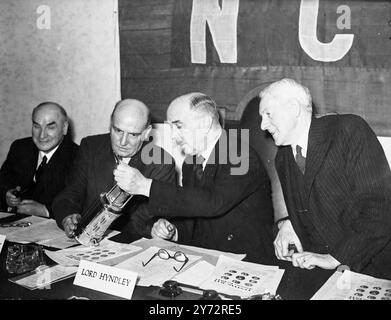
[[62, 214, 82, 238], [291, 252, 341, 270], [6, 186, 22, 207], [274, 219, 303, 261], [113, 163, 152, 196], [151, 218, 178, 241], [17, 199, 49, 217]]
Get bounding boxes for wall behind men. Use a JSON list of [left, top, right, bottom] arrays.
[[119, 0, 391, 135], [0, 0, 121, 163]]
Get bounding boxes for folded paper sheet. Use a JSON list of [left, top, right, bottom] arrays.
[[194, 255, 284, 298], [311, 270, 391, 300], [45, 239, 142, 267]]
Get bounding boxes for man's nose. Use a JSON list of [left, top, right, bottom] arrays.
[[120, 132, 128, 146], [40, 127, 48, 139], [260, 116, 268, 131]]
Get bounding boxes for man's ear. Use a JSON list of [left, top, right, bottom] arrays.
[[142, 125, 152, 141], [288, 98, 301, 118], [63, 121, 69, 135], [199, 114, 213, 131]]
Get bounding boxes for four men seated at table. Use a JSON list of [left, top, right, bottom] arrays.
[[1, 79, 390, 280], [0, 102, 78, 218]]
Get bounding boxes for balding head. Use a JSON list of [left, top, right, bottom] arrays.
[[111, 99, 151, 128], [31, 102, 69, 152], [167, 93, 221, 156], [110, 99, 152, 158], [167, 93, 219, 127]]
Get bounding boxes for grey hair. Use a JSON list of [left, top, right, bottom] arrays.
[[259, 78, 312, 112], [32, 102, 68, 120], [189, 93, 220, 126]]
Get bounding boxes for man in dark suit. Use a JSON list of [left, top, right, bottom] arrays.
[[113, 93, 275, 264], [0, 102, 78, 218], [52, 99, 176, 238], [259, 78, 391, 278]]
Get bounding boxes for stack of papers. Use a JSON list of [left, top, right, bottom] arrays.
[[311, 270, 391, 300], [0, 216, 78, 249], [45, 239, 142, 266], [173, 255, 284, 299]]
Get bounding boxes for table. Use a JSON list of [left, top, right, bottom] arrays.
[[0, 214, 334, 300]]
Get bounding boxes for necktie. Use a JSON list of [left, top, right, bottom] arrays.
[[35, 155, 47, 183], [295, 145, 306, 174], [182, 155, 205, 185]]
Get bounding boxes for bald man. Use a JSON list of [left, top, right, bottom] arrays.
[[113, 93, 275, 264], [52, 99, 176, 238], [0, 102, 78, 217]]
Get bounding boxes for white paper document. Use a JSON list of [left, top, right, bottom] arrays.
[[10, 264, 78, 290], [197, 255, 284, 298], [172, 260, 216, 287], [130, 238, 245, 265], [116, 246, 202, 287], [45, 239, 142, 266], [311, 270, 391, 300], [38, 234, 79, 249], [0, 216, 48, 239], [0, 212, 13, 219], [6, 219, 69, 244]]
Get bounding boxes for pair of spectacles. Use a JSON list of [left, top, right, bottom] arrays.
[[142, 249, 189, 272]]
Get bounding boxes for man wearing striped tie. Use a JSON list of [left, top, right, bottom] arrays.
[[259, 78, 391, 279]]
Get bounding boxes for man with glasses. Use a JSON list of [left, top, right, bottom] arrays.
[[52, 99, 176, 238], [113, 93, 276, 264]]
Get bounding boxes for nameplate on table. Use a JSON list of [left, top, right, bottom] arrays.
[[73, 260, 137, 299], [0, 234, 5, 254]]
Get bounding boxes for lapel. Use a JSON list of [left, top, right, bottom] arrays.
[[303, 116, 336, 197], [275, 116, 337, 201], [275, 145, 293, 193], [128, 141, 148, 170], [25, 139, 39, 186], [94, 135, 116, 194]]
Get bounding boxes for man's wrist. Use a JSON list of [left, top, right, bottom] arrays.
[[276, 216, 290, 230]]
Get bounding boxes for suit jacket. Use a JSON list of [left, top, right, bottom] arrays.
[[52, 133, 176, 236], [148, 130, 276, 264], [276, 114, 391, 278], [0, 136, 78, 216]]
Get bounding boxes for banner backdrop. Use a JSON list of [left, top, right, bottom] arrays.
[[119, 0, 391, 135]]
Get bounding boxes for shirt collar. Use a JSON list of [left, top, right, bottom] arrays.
[[39, 144, 60, 164]]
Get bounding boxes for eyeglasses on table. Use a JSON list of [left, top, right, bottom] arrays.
[[142, 248, 189, 272]]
